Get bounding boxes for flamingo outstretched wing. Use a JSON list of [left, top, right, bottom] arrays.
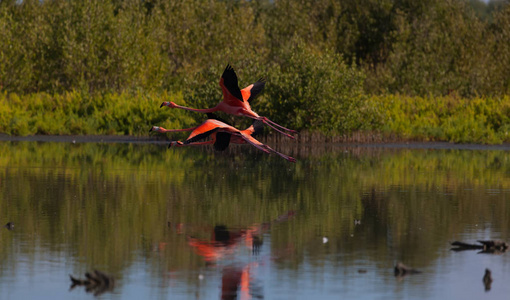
[[241, 79, 266, 103], [206, 113, 230, 125], [220, 64, 244, 106], [246, 120, 265, 137], [204, 114, 232, 150], [182, 119, 225, 144]]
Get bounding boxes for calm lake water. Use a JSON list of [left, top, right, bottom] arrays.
[[1, 138, 510, 299]]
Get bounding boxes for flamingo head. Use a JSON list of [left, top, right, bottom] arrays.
[[168, 141, 183, 148], [149, 126, 160, 133], [160, 101, 177, 108]]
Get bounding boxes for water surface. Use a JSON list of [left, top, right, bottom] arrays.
[[0, 139, 510, 299]]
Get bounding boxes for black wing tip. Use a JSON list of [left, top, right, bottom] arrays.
[[223, 64, 236, 76], [221, 64, 243, 100], [214, 132, 231, 151], [222, 64, 237, 77], [247, 80, 266, 102]]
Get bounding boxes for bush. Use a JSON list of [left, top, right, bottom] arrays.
[[0, 91, 194, 136]]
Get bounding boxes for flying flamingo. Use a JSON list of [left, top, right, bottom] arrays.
[[160, 64, 297, 139], [150, 114, 263, 151], [153, 118, 296, 162]]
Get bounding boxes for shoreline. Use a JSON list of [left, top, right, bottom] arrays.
[[2, 133, 510, 151]]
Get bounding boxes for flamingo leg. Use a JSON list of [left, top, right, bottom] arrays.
[[257, 118, 296, 139], [234, 133, 270, 154], [237, 133, 296, 162], [263, 118, 299, 134], [262, 144, 296, 163], [242, 115, 296, 139]]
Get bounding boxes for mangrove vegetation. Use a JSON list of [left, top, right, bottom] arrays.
[[1, 0, 510, 143]]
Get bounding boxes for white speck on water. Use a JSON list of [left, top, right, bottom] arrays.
[[322, 237, 328, 244]]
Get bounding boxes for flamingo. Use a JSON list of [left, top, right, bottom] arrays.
[[150, 114, 263, 151], [160, 64, 297, 139], [154, 118, 296, 162]]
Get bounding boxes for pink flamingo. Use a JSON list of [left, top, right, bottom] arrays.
[[151, 118, 296, 162], [150, 114, 263, 151]]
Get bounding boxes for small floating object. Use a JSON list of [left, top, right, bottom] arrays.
[[322, 237, 328, 244], [354, 219, 361, 225], [4, 222, 14, 230], [394, 262, 421, 277], [69, 270, 115, 296], [198, 274, 204, 280], [358, 269, 367, 274], [451, 240, 509, 253], [483, 268, 492, 292]]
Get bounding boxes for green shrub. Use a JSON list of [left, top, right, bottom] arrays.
[[0, 91, 194, 136], [378, 95, 510, 143]]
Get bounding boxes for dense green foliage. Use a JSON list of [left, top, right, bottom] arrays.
[[1, 0, 508, 96], [0, 91, 195, 135], [0, 0, 509, 141], [377, 95, 510, 144]]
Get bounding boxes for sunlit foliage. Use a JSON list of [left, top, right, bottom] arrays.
[[0, 0, 509, 140]]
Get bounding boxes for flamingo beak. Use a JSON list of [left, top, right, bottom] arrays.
[[160, 102, 165, 108], [149, 127, 153, 133], [168, 143, 172, 149]]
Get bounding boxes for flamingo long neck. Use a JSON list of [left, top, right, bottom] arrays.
[[174, 103, 219, 114], [161, 127, 196, 133]]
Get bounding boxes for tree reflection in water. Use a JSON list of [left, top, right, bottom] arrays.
[[1, 141, 510, 298]]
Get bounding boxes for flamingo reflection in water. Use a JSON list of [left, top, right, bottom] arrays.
[[182, 211, 296, 299]]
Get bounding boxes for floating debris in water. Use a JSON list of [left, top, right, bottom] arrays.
[[322, 237, 328, 244], [451, 240, 509, 254], [69, 270, 115, 296], [198, 274, 204, 280], [4, 222, 14, 230], [483, 268, 492, 292], [354, 219, 361, 225], [358, 269, 367, 274], [394, 262, 421, 277]]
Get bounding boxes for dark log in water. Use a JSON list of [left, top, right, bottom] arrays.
[[451, 240, 508, 253], [394, 262, 422, 277], [69, 270, 115, 296]]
